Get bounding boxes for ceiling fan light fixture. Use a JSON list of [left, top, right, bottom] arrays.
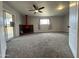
[[35, 10, 38, 12]]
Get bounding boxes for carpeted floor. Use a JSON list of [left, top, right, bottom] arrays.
[[6, 33, 73, 58]]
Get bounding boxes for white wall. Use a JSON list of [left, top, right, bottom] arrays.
[[3, 2, 23, 37], [0, 1, 6, 57], [21, 15, 26, 25], [69, 2, 78, 58], [63, 13, 69, 32], [27, 16, 65, 32]]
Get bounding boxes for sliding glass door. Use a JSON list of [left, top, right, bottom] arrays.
[[4, 11, 14, 41]]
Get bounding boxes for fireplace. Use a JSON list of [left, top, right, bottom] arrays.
[[19, 15, 34, 35], [19, 25, 33, 35]]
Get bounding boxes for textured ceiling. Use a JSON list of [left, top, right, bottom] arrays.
[[4, 1, 69, 16]]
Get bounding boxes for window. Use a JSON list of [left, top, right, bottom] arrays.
[[40, 19, 50, 25]]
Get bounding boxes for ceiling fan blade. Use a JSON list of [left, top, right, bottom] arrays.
[[34, 12, 36, 14], [28, 10, 34, 11], [33, 4, 38, 10], [39, 11, 43, 13], [38, 7, 45, 10]]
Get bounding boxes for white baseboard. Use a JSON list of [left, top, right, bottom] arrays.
[[34, 31, 69, 33]]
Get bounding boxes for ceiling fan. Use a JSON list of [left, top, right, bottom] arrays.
[[28, 4, 45, 14]]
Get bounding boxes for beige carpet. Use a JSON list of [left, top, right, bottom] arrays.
[[6, 33, 73, 58]]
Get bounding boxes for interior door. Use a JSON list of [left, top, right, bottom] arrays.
[[69, 2, 78, 57], [0, 2, 6, 57]]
